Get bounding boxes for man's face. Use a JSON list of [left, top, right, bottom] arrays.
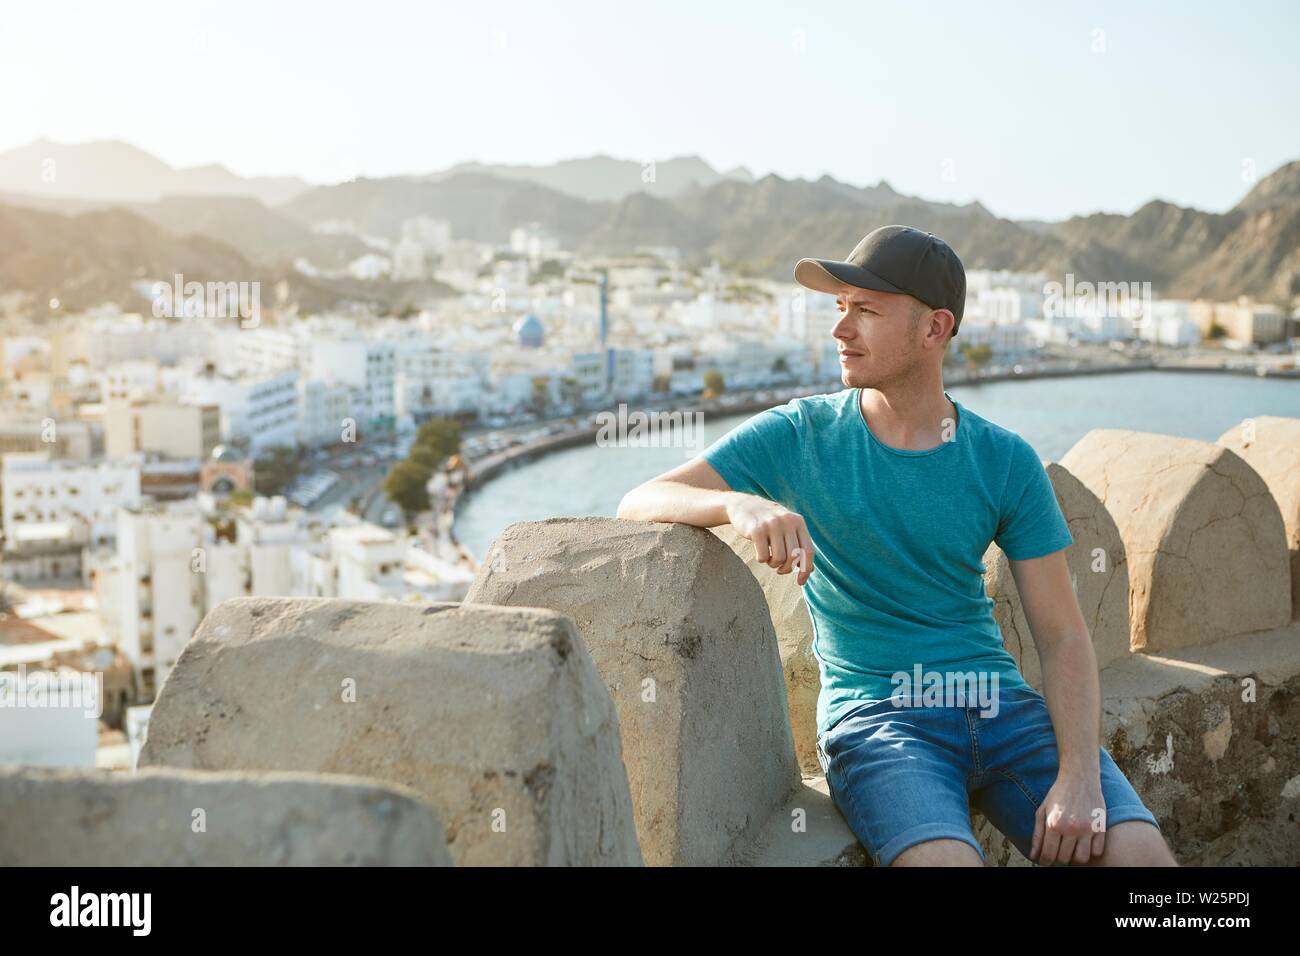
[[831, 284, 931, 389]]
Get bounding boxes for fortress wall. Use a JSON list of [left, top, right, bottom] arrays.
[[1217, 416, 1300, 619], [0, 766, 452, 866], [466, 517, 801, 865], [17, 419, 1300, 866], [138, 596, 642, 866], [1059, 429, 1291, 652]]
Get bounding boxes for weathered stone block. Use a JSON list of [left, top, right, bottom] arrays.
[[466, 517, 799, 865], [979, 617, 1300, 866], [0, 766, 451, 865], [983, 462, 1132, 685], [140, 597, 641, 866], [1060, 430, 1291, 651], [711, 524, 821, 776], [1218, 415, 1300, 619]]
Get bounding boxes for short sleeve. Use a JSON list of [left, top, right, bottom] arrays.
[[995, 438, 1074, 560], [700, 404, 800, 507]]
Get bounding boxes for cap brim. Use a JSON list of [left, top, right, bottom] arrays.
[[794, 258, 909, 297]]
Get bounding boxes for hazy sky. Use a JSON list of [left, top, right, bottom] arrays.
[[2, 0, 1297, 220]]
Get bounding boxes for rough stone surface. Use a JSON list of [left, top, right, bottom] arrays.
[[711, 524, 821, 775], [1217, 416, 1300, 619], [466, 517, 799, 865], [1060, 429, 1291, 652], [742, 774, 868, 867], [140, 596, 641, 866], [976, 618, 1300, 866], [983, 462, 1132, 687], [0, 766, 451, 866]]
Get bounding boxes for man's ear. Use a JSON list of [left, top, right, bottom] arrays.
[[930, 308, 956, 342]]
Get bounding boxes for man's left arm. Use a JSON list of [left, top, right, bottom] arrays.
[[1009, 548, 1105, 865]]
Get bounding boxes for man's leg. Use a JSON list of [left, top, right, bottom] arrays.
[[971, 686, 1173, 866], [1081, 820, 1178, 867], [818, 701, 985, 867], [892, 838, 985, 867]]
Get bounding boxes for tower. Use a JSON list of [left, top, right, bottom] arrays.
[[599, 272, 613, 394]]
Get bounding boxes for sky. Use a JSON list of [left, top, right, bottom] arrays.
[[1, 0, 1297, 220]]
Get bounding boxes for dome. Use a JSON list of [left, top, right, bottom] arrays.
[[514, 314, 544, 348], [210, 444, 242, 462]]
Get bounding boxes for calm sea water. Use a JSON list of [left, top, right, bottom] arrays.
[[454, 371, 1300, 558]]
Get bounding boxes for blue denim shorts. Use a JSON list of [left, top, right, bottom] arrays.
[[815, 684, 1161, 866]]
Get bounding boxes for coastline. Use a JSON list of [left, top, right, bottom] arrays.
[[444, 353, 1299, 567]]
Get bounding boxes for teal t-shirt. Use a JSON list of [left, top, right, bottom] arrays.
[[701, 387, 1074, 735]]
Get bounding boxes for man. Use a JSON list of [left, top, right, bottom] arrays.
[[617, 225, 1176, 867]]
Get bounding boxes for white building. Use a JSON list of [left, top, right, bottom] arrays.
[[298, 378, 356, 447], [204, 495, 309, 601], [104, 399, 221, 461], [778, 288, 840, 343], [950, 321, 1036, 357], [115, 500, 205, 698], [179, 367, 300, 454], [233, 328, 305, 374], [99, 359, 164, 401], [1142, 300, 1202, 347], [326, 524, 404, 601], [393, 343, 487, 422], [310, 338, 396, 432], [2, 451, 143, 547], [510, 223, 559, 261]]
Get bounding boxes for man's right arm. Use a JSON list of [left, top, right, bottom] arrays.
[[617, 457, 817, 585]]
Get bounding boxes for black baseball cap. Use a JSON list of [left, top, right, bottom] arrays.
[[794, 225, 966, 336]]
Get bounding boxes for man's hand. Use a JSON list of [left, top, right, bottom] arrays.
[[1029, 770, 1106, 865], [726, 494, 816, 586]]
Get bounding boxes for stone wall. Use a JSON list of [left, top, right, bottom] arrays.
[[5, 420, 1297, 865], [0, 766, 451, 865]]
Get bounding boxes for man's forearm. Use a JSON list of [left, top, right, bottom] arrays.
[[617, 481, 739, 527], [1035, 630, 1102, 775]]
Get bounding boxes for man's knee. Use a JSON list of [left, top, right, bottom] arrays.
[[1083, 820, 1178, 867], [891, 838, 985, 867]]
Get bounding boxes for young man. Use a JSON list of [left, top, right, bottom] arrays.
[[617, 225, 1176, 867]]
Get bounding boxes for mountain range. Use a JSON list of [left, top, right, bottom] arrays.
[[0, 139, 1296, 314]]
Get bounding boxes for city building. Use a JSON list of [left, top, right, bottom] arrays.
[[1, 451, 143, 548], [104, 399, 220, 461]]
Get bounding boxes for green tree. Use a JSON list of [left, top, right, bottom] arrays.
[[408, 444, 441, 474], [531, 377, 551, 417], [559, 376, 583, 410], [415, 418, 462, 460], [253, 445, 299, 495], [383, 461, 431, 518], [958, 342, 993, 379], [702, 369, 725, 397], [1208, 322, 1227, 340]]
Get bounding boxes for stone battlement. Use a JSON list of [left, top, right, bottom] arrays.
[[4, 420, 1298, 865]]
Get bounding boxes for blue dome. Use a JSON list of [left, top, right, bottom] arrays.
[[514, 314, 544, 348]]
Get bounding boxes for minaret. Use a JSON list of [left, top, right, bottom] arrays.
[[598, 272, 609, 349], [599, 272, 613, 394]]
